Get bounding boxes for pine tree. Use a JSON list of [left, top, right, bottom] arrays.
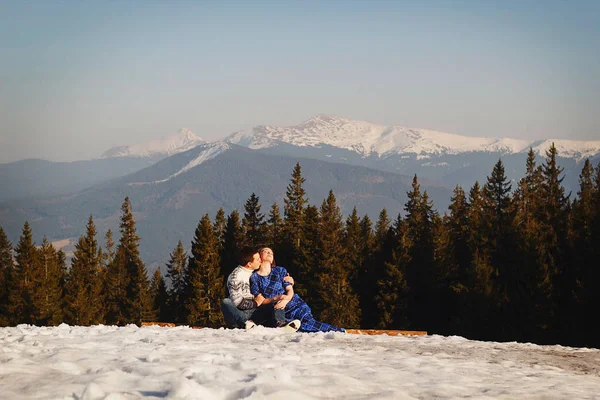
[[119, 197, 150, 325], [220, 210, 244, 286], [166, 240, 187, 323], [571, 159, 594, 282], [538, 144, 571, 342], [104, 246, 128, 325], [357, 214, 374, 327], [437, 186, 471, 335], [430, 213, 458, 334], [65, 216, 104, 325], [0, 227, 13, 326], [466, 181, 495, 338], [521, 149, 544, 224], [404, 176, 436, 331], [295, 204, 320, 301], [512, 150, 544, 340], [7, 221, 37, 324], [56, 249, 68, 319], [265, 203, 283, 250], [375, 214, 409, 329], [242, 193, 266, 248], [482, 159, 519, 340], [359, 215, 374, 261], [446, 186, 471, 290], [587, 163, 600, 345], [105, 197, 149, 325], [103, 229, 115, 267], [344, 208, 363, 292], [282, 163, 307, 278], [374, 209, 391, 247], [483, 160, 512, 233], [571, 160, 595, 345], [35, 237, 63, 325], [362, 209, 391, 328], [185, 214, 224, 327], [213, 208, 227, 249], [99, 229, 115, 321], [315, 190, 360, 327], [149, 268, 168, 322]]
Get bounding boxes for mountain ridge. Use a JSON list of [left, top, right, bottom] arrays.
[[225, 114, 600, 161]]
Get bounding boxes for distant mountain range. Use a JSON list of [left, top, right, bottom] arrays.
[[1, 114, 598, 271], [100, 128, 206, 158], [222, 115, 600, 193], [226, 114, 600, 161], [93, 114, 600, 193], [3, 115, 598, 202]]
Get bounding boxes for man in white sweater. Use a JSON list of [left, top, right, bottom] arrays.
[[221, 247, 298, 330]]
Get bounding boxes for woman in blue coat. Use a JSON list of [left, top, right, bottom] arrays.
[[249, 247, 344, 333]]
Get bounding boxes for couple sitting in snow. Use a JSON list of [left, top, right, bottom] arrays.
[[221, 246, 345, 333]]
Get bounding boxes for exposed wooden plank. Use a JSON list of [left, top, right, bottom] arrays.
[[345, 329, 427, 336], [141, 322, 176, 327]]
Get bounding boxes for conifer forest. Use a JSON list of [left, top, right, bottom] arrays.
[[1, 144, 600, 348]]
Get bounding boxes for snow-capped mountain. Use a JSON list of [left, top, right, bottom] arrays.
[[226, 114, 600, 160], [101, 128, 206, 159]]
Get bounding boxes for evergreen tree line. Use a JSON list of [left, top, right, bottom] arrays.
[[1, 146, 599, 347]]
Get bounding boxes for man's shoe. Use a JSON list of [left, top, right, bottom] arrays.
[[245, 320, 257, 330], [280, 319, 301, 333]]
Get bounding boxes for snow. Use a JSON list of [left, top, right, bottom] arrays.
[[421, 162, 449, 167], [98, 116, 600, 164], [149, 142, 230, 184], [127, 143, 230, 186], [226, 115, 600, 160], [101, 129, 206, 159], [531, 139, 600, 161], [1, 324, 599, 399]]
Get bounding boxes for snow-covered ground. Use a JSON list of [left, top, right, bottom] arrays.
[[1, 325, 599, 400]]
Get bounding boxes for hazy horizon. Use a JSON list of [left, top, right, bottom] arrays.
[[1, 0, 599, 163]]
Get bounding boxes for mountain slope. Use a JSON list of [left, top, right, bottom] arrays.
[[101, 128, 206, 158], [0, 129, 208, 201], [0, 157, 156, 201]]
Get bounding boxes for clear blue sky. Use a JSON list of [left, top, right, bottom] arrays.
[[1, 0, 599, 162]]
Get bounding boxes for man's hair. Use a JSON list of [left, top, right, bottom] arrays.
[[237, 246, 258, 266]]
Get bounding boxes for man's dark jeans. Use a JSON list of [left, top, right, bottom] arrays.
[[221, 298, 286, 329]]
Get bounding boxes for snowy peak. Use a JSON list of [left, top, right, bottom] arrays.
[[226, 115, 600, 160], [226, 114, 390, 154], [101, 128, 206, 158], [530, 139, 600, 161]]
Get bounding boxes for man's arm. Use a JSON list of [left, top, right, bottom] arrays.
[[228, 272, 256, 310], [283, 273, 294, 286], [237, 297, 257, 310]]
